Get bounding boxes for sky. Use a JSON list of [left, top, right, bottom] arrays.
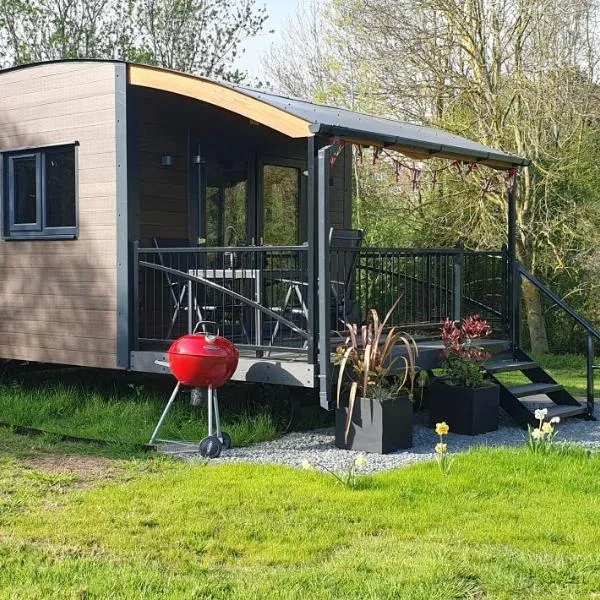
[[235, 0, 303, 78]]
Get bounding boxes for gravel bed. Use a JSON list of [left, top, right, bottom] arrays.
[[166, 399, 600, 474]]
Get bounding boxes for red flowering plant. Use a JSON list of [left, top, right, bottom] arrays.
[[440, 315, 493, 388]]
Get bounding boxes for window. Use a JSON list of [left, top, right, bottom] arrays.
[[3, 144, 77, 238], [262, 164, 300, 246]]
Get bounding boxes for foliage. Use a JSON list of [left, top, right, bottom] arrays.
[[266, 0, 600, 354], [527, 408, 561, 454], [0, 0, 267, 82], [434, 421, 453, 475], [440, 315, 492, 388], [334, 298, 419, 443], [302, 453, 367, 489], [0, 380, 279, 447], [1, 436, 600, 597]]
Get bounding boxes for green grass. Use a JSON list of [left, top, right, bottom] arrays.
[[0, 430, 599, 598], [0, 378, 279, 448], [494, 352, 590, 397]]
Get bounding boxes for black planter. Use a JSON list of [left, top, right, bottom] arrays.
[[429, 378, 500, 435], [335, 394, 413, 453]]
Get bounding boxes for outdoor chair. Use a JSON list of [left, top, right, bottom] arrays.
[[152, 238, 203, 338], [329, 228, 364, 329], [268, 228, 364, 349]]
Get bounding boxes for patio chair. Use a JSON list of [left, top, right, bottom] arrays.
[[152, 238, 203, 338], [329, 228, 364, 329], [268, 228, 364, 348]]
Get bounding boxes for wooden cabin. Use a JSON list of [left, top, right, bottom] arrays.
[[3, 59, 594, 426]]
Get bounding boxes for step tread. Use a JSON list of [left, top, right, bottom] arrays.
[[485, 360, 537, 374], [538, 404, 587, 419], [508, 382, 563, 397]]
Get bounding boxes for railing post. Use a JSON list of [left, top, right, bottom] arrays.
[[452, 241, 463, 322], [187, 279, 193, 334], [587, 334, 595, 419], [512, 259, 521, 353], [317, 145, 334, 410], [132, 241, 140, 351]]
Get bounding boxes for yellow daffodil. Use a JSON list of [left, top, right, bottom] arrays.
[[541, 422, 554, 434], [435, 422, 450, 436], [435, 443, 447, 454], [531, 427, 544, 440], [550, 416, 560, 424], [355, 454, 367, 468]]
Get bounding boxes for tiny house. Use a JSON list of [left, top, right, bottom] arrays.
[[4, 59, 589, 426]]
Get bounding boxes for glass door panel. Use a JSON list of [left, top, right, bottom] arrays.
[[262, 164, 300, 246]]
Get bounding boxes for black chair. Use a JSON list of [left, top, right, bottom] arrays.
[[329, 228, 364, 328], [152, 238, 203, 338]]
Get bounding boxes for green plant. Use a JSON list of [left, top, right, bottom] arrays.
[[302, 454, 367, 489], [334, 298, 419, 443], [434, 421, 453, 475], [440, 315, 492, 388], [527, 408, 560, 454]]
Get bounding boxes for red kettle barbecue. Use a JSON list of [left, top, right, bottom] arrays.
[[149, 322, 239, 458]]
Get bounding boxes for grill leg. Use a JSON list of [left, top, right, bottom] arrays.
[[149, 382, 181, 445], [213, 388, 222, 440], [207, 385, 213, 437]]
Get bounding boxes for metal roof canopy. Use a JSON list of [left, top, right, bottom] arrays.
[[233, 85, 530, 170], [1, 60, 530, 170]]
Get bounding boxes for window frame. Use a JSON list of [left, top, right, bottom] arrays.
[[1, 143, 79, 240]]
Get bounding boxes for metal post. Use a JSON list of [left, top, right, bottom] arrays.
[[452, 241, 463, 322], [207, 385, 213, 437], [507, 174, 520, 353], [132, 240, 140, 350], [587, 334, 595, 419], [317, 144, 334, 410], [187, 279, 193, 334], [306, 137, 318, 365]]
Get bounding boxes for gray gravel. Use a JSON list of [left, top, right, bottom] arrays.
[[162, 398, 600, 474]]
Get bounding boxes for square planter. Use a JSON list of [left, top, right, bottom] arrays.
[[429, 378, 500, 435], [335, 394, 413, 453]]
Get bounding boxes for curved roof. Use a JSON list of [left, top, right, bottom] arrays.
[[1, 60, 530, 169]]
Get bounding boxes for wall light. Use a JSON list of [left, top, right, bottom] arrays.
[[160, 155, 175, 167]]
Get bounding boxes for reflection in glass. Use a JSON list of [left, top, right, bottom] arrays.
[[13, 156, 37, 225], [263, 165, 299, 245]]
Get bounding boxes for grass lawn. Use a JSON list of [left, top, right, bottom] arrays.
[[0, 368, 289, 448], [0, 429, 599, 599]]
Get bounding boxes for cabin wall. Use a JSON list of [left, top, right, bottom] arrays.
[[0, 62, 118, 369]]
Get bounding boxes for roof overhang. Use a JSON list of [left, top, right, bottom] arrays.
[[128, 64, 313, 138]]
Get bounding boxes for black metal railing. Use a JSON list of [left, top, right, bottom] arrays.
[[518, 265, 598, 418], [329, 245, 507, 336], [134, 243, 509, 361], [135, 245, 312, 356]]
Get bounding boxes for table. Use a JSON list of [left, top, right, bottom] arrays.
[[188, 268, 262, 346]]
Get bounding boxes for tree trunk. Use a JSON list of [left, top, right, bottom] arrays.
[[521, 278, 549, 353]]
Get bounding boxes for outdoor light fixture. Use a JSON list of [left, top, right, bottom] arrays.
[[160, 154, 175, 167]]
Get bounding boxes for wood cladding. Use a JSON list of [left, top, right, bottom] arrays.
[[0, 62, 118, 368]]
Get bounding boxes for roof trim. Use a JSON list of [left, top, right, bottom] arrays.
[[311, 124, 530, 169], [127, 64, 313, 139]]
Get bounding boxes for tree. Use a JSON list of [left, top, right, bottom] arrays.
[[0, 0, 268, 82], [267, 0, 600, 352]]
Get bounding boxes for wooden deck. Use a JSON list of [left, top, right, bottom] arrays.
[[130, 338, 509, 388]]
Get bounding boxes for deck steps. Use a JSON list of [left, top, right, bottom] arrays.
[[484, 350, 589, 428]]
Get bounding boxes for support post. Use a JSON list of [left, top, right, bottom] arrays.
[[317, 145, 335, 410], [587, 334, 595, 419], [452, 241, 463, 322], [306, 137, 318, 366], [507, 174, 520, 353], [132, 241, 139, 350]]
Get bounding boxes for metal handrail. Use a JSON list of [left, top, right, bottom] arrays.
[[519, 265, 598, 418], [139, 261, 311, 341]]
